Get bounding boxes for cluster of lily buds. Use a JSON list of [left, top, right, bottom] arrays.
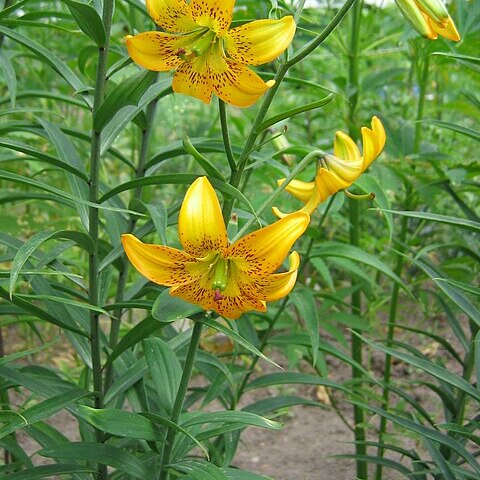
[[395, 0, 461, 41]]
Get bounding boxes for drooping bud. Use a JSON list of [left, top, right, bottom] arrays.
[[416, 0, 449, 25], [395, 0, 434, 39]]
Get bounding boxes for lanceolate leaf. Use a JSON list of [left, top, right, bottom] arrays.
[[2, 464, 96, 480], [9, 230, 93, 297], [62, 0, 106, 46], [291, 287, 320, 366], [0, 25, 91, 107], [39, 443, 149, 479]]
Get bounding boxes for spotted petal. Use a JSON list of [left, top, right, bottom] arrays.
[[228, 212, 309, 275], [126, 32, 184, 72], [169, 281, 266, 319], [172, 55, 214, 104], [146, 0, 196, 32], [224, 17, 296, 66], [189, 0, 235, 34], [178, 177, 228, 257], [121, 234, 199, 286]]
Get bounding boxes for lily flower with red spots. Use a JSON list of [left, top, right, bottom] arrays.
[[122, 177, 309, 319], [125, 0, 296, 107], [273, 116, 386, 218]]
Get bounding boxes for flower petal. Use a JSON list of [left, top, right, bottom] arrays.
[[228, 212, 309, 275], [258, 251, 301, 301], [126, 32, 183, 71], [333, 131, 360, 161], [189, 0, 234, 34], [278, 178, 315, 203], [172, 55, 214, 103], [372, 116, 386, 152], [206, 46, 274, 107], [121, 234, 199, 286], [178, 177, 228, 257], [361, 116, 386, 170], [169, 282, 266, 319], [224, 17, 296, 66], [146, 0, 197, 32], [427, 13, 461, 41]]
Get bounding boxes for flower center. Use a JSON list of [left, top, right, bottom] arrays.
[[176, 28, 218, 61], [212, 256, 229, 292]]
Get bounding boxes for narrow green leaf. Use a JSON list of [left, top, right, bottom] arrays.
[[310, 242, 407, 290], [201, 316, 280, 368], [0, 137, 88, 181], [39, 119, 89, 230], [0, 389, 91, 439], [143, 337, 182, 414], [40, 443, 148, 479], [183, 136, 225, 180], [0, 51, 16, 108], [291, 287, 319, 366], [424, 119, 480, 142], [152, 289, 203, 323], [3, 464, 95, 480], [356, 333, 480, 402], [0, 25, 90, 107], [431, 51, 480, 65], [381, 209, 480, 233], [144, 201, 168, 245], [181, 410, 282, 430], [94, 70, 156, 132], [257, 94, 334, 132], [9, 230, 93, 297], [415, 258, 480, 327], [74, 406, 162, 441], [62, 0, 106, 46], [0, 286, 88, 336]]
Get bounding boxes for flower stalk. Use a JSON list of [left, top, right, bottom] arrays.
[[346, 1, 368, 479], [88, 1, 114, 477], [158, 320, 204, 480]]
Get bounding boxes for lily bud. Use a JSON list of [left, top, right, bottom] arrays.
[[395, 0, 461, 41]]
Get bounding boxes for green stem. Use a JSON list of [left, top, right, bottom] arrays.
[[159, 320, 203, 480], [374, 212, 409, 480], [346, 1, 367, 478], [413, 51, 430, 154], [375, 43, 429, 480], [218, 99, 236, 173], [233, 149, 323, 241], [104, 94, 159, 392], [88, 2, 114, 478], [232, 196, 335, 408], [221, 0, 358, 220]]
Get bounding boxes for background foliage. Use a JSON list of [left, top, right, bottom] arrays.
[[0, 0, 479, 479]]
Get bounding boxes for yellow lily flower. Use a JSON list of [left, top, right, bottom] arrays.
[[122, 177, 309, 319], [126, 0, 296, 107], [273, 116, 386, 218], [395, 0, 460, 41]]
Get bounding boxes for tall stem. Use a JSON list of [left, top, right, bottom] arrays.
[[88, 1, 114, 478], [346, 1, 367, 478], [375, 44, 429, 480], [233, 196, 335, 408], [105, 94, 159, 392], [159, 321, 203, 480]]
